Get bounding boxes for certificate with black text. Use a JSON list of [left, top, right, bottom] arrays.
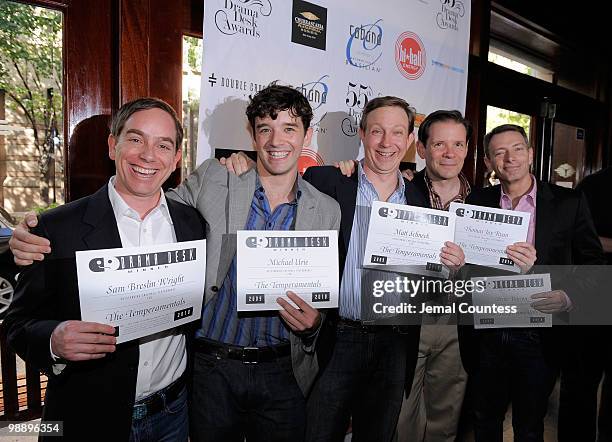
[[362, 201, 456, 278], [470, 274, 552, 328], [76, 239, 206, 343], [236, 230, 339, 311], [450, 202, 530, 273]]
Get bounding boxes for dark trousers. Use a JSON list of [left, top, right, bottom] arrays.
[[472, 329, 557, 442], [306, 324, 409, 442], [189, 351, 306, 442], [559, 330, 612, 442]]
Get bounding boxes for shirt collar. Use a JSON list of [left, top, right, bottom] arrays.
[[500, 174, 537, 207], [423, 170, 471, 205], [254, 173, 302, 205], [107, 176, 173, 224], [357, 160, 406, 198]]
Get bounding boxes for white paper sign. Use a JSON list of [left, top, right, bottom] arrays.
[[450, 202, 530, 273], [236, 230, 339, 311], [470, 273, 552, 329], [76, 240, 206, 343], [363, 201, 456, 277]]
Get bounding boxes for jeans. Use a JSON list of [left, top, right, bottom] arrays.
[[472, 329, 557, 442], [306, 325, 409, 442], [130, 386, 188, 442], [189, 351, 306, 442]]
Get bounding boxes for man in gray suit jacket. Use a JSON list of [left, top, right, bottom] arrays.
[[9, 85, 340, 441], [168, 84, 340, 442]]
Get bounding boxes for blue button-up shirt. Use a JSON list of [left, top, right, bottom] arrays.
[[197, 176, 300, 347], [339, 161, 406, 320]]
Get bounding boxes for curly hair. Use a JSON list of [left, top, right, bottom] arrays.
[[246, 83, 313, 134]]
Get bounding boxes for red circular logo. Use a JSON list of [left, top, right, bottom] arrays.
[[395, 31, 426, 80], [298, 149, 324, 175]]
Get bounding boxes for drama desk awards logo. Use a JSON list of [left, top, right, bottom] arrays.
[[291, 0, 327, 50], [436, 0, 465, 31], [395, 31, 426, 80], [214, 0, 272, 38]]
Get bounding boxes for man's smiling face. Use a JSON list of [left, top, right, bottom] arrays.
[[108, 107, 181, 202]]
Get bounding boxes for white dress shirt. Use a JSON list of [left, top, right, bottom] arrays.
[[107, 177, 187, 401]]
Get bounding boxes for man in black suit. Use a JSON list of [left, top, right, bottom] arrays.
[[302, 97, 465, 442], [557, 167, 612, 441], [3, 98, 205, 441], [464, 124, 604, 441]]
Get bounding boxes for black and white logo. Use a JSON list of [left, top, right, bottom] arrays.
[[291, 0, 327, 50]]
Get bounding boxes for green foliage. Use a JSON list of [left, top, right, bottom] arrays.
[[0, 2, 63, 204], [185, 36, 202, 74], [486, 106, 531, 139], [30, 202, 60, 214]]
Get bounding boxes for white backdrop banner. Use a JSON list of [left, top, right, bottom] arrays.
[[197, 0, 471, 171]]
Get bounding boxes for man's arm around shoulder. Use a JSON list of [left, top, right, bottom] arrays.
[[166, 158, 225, 207]]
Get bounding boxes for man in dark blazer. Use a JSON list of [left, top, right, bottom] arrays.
[[462, 124, 604, 441], [10, 86, 340, 442], [3, 98, 205, 441], [302, 97, 465, 442]]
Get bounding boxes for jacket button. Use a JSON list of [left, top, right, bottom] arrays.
[[211, 286, 219, 292]]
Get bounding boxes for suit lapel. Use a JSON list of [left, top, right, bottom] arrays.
[[295, 175, 316, 230], [337, 173, 358, 252], [82, 185, 122, 250], [534, 182, 554, 265], [166, 198, 197, 242], [217, 168, 256, 285]]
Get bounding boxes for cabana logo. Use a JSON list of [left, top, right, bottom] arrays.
[[296, 75, 329, 111], [345, 19, 383, 72], [214, 0, 272, 38]]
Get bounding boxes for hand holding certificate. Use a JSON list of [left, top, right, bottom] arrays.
[[236, 230, 339, 311], [362, 201, 457, 277], [470, 273, 552, 328], [76, 239, 206, 344], [450, 202, 530, 272]]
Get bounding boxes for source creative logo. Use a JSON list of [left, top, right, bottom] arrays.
[[395, 31, 426, 80], [291, 0, 327, 50], [345, 19, 383, 72], [436, 0, 465, 31], [214, 0, 272, 38]]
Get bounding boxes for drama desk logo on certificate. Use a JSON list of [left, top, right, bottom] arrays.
[[237, 230, 339, 311]]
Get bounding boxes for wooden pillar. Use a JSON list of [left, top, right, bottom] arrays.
[[464, 0, 491, 187], [0, 89, 5, 205]]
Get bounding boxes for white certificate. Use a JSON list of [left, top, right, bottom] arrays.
[[362, 201, 456, 277], [450, 202, 530, 273], [236, 230, 339, 311], [470, 274, 552, 329], [76, 239, 206, 344]]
